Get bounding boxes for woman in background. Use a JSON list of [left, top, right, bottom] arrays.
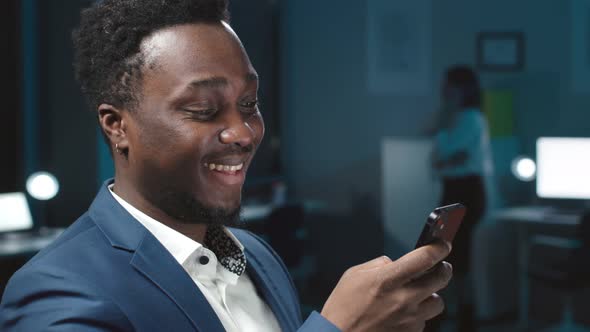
[[428, 65, 493, 332]]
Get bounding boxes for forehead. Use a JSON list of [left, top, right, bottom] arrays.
[[139, 22, 255, 89]]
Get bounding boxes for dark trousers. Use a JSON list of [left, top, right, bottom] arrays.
[[441, 175, 486, 274], [426, 175, 486, 332]]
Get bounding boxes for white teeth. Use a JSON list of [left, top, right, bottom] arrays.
[[205, 163, 245, 172]]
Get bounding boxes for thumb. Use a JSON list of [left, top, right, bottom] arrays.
[[351, 256, 392, 273]]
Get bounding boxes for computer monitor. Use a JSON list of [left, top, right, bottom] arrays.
[[0, 192, 34, 233], [536, 137, 590, 200]]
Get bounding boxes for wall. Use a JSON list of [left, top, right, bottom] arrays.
[[38, 0, 97, 227], [280, 0, 590, 213], [1, 0, 23, 193]]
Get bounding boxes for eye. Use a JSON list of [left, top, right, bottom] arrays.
[[184, 108, 218, 120], [239, 99, 259, 114]]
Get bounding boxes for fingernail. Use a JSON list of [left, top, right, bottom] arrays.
[[445, 241, 452, 252], [444, 261, 453, 272]]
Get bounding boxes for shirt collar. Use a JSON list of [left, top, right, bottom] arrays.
[[107, 184, 246, 279]]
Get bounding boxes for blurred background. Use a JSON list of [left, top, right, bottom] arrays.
[[2, 0, 590, 331]]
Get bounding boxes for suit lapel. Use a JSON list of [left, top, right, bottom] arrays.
[[233, 230, 298, 332], [130, 234, 226, 332], [245, 253, 296, 332], [90, 180, 225, 332], [90, 181, 299, 332]]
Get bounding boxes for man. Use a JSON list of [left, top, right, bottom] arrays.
[[0, 0, 452, 331]]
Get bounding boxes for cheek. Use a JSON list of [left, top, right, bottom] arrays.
[[136, 118, 205, 165], [249, 113, 265, 145]]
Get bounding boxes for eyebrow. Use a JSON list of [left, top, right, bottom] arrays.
[[189, 77, 227, 89], [188, 73, 259, 89]]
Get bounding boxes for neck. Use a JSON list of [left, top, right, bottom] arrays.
[[112, 173, 208, 244]]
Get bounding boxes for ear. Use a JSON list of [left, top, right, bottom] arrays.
[[98, 104, 129, 152]]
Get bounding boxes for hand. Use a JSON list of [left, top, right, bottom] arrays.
[[320, 241, 452, 332]]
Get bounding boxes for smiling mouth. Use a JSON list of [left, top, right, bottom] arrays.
[[203, 162, 244, 175]]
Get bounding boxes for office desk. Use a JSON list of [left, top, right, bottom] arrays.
[[0, 228, 64, 296], [241, 201, 326, 222], [0, 228, 64, 258], [481, 207, 580, 330]]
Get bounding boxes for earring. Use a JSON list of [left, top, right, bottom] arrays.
[[115, 143, 122, 154]]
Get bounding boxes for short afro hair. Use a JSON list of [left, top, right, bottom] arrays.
[[72, 0, 230, 113]]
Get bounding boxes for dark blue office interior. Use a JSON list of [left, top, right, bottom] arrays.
[[1, 0, 590, 331]]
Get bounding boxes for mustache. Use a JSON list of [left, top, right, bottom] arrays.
[[205, 144, 254, 159]]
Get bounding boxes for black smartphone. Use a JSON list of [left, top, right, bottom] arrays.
[[414, 203, 466, 249]]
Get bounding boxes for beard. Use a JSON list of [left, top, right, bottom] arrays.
[[152, 189, 242, 227]]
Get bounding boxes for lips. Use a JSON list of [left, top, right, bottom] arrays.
[[204, 162, 244, 174], [202, 154, 250, 184]]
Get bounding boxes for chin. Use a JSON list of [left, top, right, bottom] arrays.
[[208, 202, 241, 216], [152, 188, 241, 226], [200, 192, 242, 212]]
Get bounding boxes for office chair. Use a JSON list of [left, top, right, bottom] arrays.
[[527, 212, 590, 332]]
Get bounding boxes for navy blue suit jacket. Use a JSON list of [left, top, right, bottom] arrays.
[[0, 182, 340, 332]]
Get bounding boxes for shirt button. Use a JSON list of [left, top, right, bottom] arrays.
[[199, 256, 210, 265]]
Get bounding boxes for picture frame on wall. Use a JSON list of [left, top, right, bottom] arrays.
[[476, 32, 525, 71], [366, 0, 432, 95]]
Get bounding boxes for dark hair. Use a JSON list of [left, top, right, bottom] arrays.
[[444, 65, 481, 109], [72, 0, 230, 115]]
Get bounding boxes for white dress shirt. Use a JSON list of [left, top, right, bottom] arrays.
[[108, 185, 282, 332]]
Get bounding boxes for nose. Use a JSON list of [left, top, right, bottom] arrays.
[[219, 111, 255, 147]]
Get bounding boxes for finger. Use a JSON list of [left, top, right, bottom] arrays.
[[380, 241, 451, 286], [348, 255, 392, 274], [418, 293, 445, 320], [406, 261, 453, 303]]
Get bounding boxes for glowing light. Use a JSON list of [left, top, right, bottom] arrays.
[[26, 172, 59, 200], [511, 157, 536, 182]]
